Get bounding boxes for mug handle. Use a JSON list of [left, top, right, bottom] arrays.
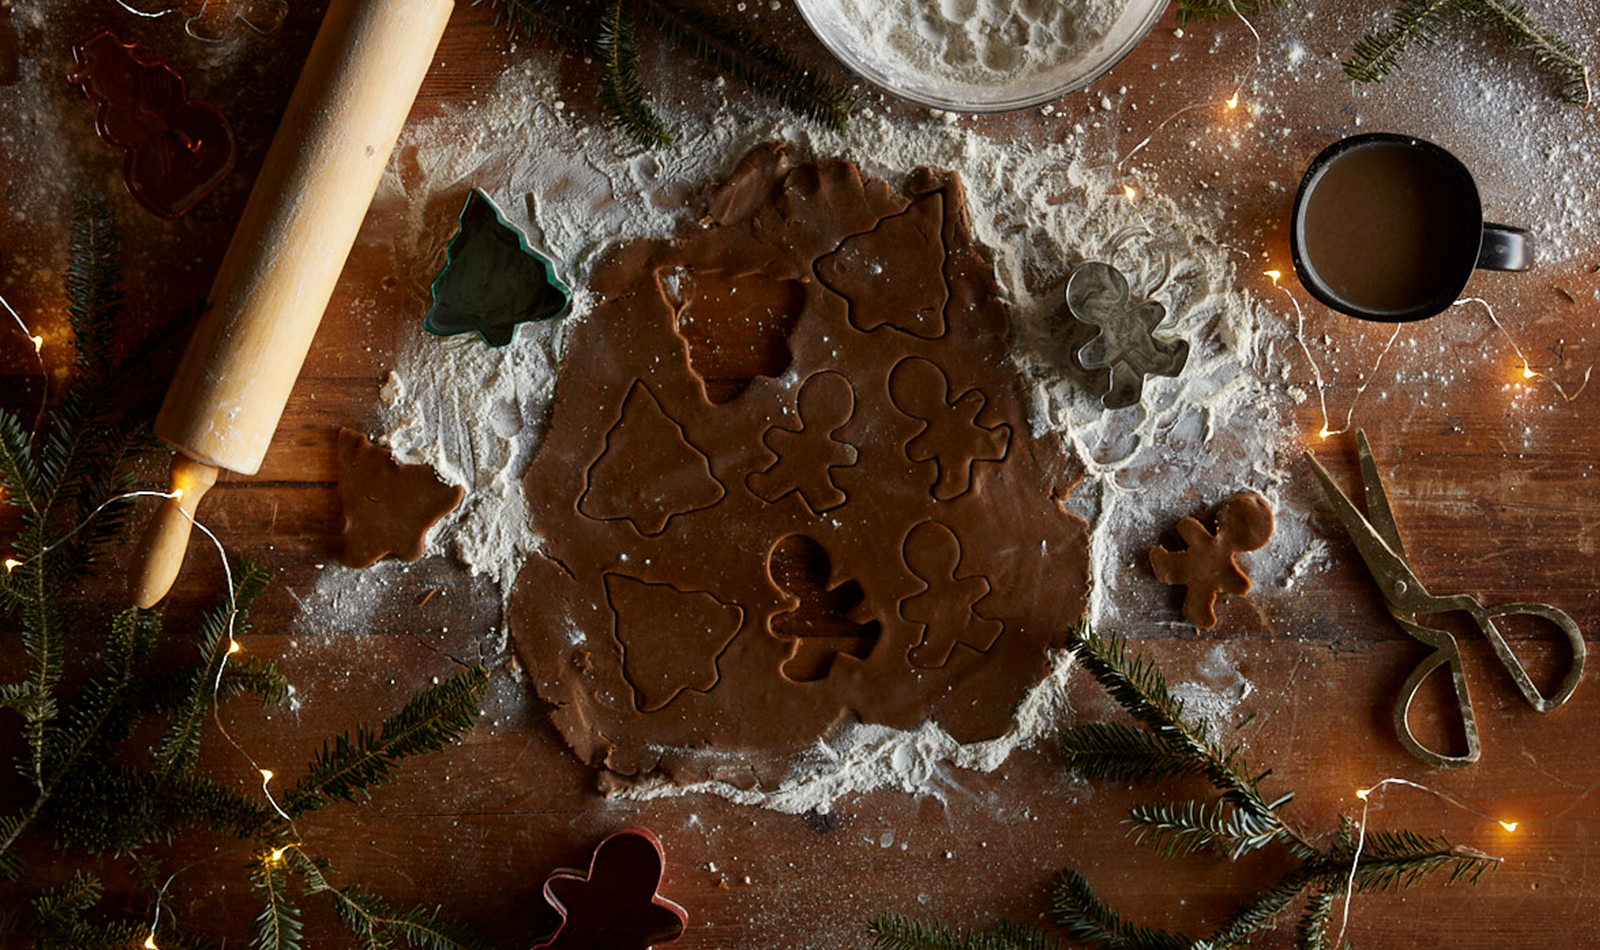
[[1478, 223, 1533, 271]]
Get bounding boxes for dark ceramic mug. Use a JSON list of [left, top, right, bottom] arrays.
[[1289, 133, 1532, 323]]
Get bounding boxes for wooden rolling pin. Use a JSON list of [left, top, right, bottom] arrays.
[[132, 0, 455, 608]]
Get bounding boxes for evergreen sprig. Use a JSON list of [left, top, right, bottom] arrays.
[[1345, 0, 1589, 105], [1173, 0, 1286, 24], [282, 666, 489, 818], [868, 914, 1061, 950], [873, 626, 1499, 950], [480, 0, 853, 147], [0, 198, 494, 950]]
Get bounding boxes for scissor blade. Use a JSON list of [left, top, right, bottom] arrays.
[[1355, 429, 1408, 561], [1305, 450, 1427, 603]]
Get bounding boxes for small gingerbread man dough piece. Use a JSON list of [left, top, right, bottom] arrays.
[[1149, 491, 1274, 628]]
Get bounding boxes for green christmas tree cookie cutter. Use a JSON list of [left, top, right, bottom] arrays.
[[424, 188, 570, 347]]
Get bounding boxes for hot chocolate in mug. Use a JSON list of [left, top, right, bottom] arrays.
[[1289, 133, 1531, 322]]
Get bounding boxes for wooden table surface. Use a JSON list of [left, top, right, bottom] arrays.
[[3, 2, 1599, 948]]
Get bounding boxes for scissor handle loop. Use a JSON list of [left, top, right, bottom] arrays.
[[1392, 627, 1480, 769], [1470, 601, 1586, 714]]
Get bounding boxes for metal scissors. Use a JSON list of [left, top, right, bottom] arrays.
[[1305, 430, 1585, 768]]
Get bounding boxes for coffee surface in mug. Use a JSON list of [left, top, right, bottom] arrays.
[[1299, 141, 1480, 314]]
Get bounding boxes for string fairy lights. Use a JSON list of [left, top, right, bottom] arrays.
[[1, 289, 51, 435], [1456, 296, 1598, 403], [1264, 269, 1402, 439], [1335, 769, 1600, 948], [1114, 0, 1264, 171], [0, 405, 298, 946]]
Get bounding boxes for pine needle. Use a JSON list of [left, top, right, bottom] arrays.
[[283, 666, 489, 817], [1050, 870, 1195, 950], [1345, 0, 1590, 105], [1459, 0, 1590, 104], [598, 0, 673, 147], [1343, 0, 1459, 85], [868, 913, 1059, 950]]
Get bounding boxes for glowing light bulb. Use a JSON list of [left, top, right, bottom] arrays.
[[1225, 93, 1239, 110], [260, 768, 274, 783], [3, 558, 19, 572], [1123, 185, 1137, 202], [144, 936, 159, 950], [1522, 366, 1535, 380], [270, 846, 287, 862], [1318, 428, 1333, 440], [171, 487, 185, 500], [228, 639, 242, 654], [1263, 269, 1281, 284], [1499, 820, 1519, 833], [29, 335, 43, 353], [1355, 788, 1370, 801]]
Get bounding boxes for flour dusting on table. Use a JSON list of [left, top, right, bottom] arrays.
[[374, 60, 1307, 812]]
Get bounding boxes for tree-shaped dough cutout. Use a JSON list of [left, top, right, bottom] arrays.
[[579, 382, 725, 536]]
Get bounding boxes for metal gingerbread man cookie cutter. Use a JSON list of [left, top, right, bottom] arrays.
[[1065, 261, 1189, 410]]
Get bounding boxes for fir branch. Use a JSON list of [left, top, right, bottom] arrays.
[[283, 666, 489, 817], [1050, 869, 1197, 950], [478, 0, 601, 58], [0, 406, 40, 513], [868, 914, 1059, 950], [1343, 830, 1500, 891], [1344, 0, 1590, 105], [636, 0, 853, 131], [0, 812, 26, 881], [1209, 871, 1314, 947], [1125, 799, 1281, 860], [1294, 889, 1336, 950], [1460, 0, 1590, 104], [1343, 0, 1460, 85], [1064, 627, 1291, 836], [294, 851, 494, 950], [598, 0, 673, 148], [251, 859, 303, 950], [1174, 0, 1285, 23], [152, 561, 277, 782], [1062, 721, 1205, 784]]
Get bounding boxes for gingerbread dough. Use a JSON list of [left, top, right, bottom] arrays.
[[1149, 491, 1274, 628], [509, 144, 1090, 788], [335, 428, 464, 569]]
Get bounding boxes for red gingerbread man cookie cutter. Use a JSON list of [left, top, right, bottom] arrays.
[[530, 828, 688, 950]]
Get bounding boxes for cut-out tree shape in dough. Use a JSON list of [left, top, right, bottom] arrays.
[[889, 357, 1012, 501], [900, 521, 1002, 668], [579, 382, 725, 536], [817, 193, 948, 339], [606, 574, 742, 712], [767, 535, 881, 683], [747, 371, 857, 514]]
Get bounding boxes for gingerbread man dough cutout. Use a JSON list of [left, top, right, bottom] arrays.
[[1149, 491, 1274, 628], [747, 371, 857, 514], [888, 357, 1011, 501]]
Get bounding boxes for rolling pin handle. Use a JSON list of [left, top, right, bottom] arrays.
[[131, 454, 219, 609]]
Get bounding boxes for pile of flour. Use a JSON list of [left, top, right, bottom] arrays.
[[371, 59, 1308, 813], [832, 0, 1128, 87]]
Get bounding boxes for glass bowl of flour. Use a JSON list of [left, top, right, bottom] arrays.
[[796, 0, 1166, 111]]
